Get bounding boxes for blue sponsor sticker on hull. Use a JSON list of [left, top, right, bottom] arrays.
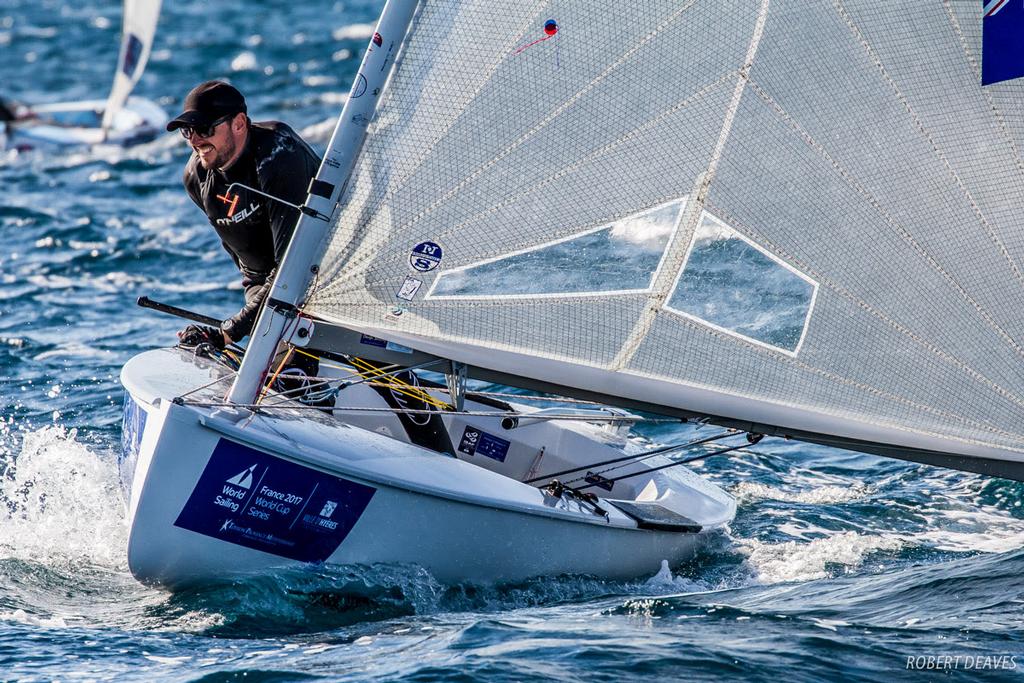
[[360, 334, 388, 348], [457, 426, 511, 462], [174, 439, 376, 563]]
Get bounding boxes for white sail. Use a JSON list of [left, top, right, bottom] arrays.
[[100, 0, 162, 133], [300, 2, 1024, 472]]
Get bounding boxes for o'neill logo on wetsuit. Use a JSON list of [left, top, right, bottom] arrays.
[[214, 201, 262, 226]]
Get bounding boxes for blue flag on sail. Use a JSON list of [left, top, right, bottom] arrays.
[[982, 0, 1024, 85]]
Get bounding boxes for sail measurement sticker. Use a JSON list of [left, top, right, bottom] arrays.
[[409, 241, 442, 272], [983, 0, 1024, 85], [457, 426, 511, 462], [396, 277, 422, 301], [174, 439, 376, 563]]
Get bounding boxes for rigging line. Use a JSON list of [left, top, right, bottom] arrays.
[[259, 377, 451, 408], [293, 347, 403, 376], [290, 347, 451, 409], [574, 434, 763, 491], [258, 345, 296, 406], [245, 347, 447, 409], [463, 391, 604, 406], [561, 432, 746, 486], [349, 356, 452, 409], [175, 399, 667, 422], [174, 368, 236, 400], [260, 375, 452, 411], [250, 357, 450, 408], [523, 429, 737, 485]]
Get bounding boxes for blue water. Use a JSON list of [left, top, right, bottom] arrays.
[[2, 1, 1024, 681]]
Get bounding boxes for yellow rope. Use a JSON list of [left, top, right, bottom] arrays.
[[291, 347, 451, 410], [259, 346, 296, 404], [350, 356, 452, 410]]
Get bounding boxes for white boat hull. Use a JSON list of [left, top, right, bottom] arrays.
[[121, 349, 734, 589], [3, 97, 167, 152]]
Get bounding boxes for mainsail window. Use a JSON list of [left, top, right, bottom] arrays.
[[665, 213, 817, 355], [428, 200, 683, 298]]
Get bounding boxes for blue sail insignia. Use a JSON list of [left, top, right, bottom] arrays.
[[982, 0, 1024, 85]]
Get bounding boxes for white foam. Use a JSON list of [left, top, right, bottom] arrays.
[[733, 481, 868, 505], [811, 618, 849, 631], [646, 559, 674, 586], [737, 531, 902, 584], [144, 655, 192, 665], [0, 609, 68, 628], [0, 426, 128, 569], [909, 507, 1024, 554], [34, 343, 113, 361]]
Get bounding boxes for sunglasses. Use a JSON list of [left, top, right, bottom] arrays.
[[179, 113, 234, 140]]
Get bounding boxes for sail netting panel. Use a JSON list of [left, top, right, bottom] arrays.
[[305, 0, 1024, 458]]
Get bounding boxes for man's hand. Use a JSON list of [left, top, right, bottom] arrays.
[[177, 324, 226, 350]]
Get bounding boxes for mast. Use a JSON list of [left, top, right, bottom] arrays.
[[226, 0, 421, 405]]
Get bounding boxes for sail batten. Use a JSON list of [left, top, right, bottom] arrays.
[[305, 1, 1024, 468]]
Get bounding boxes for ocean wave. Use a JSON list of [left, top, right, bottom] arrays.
[[0, 426, 127, 570]]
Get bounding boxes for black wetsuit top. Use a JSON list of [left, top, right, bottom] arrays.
[[183, 121, 320, 340]]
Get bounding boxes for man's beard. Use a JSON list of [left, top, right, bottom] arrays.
[[198, 137, 237, 170]]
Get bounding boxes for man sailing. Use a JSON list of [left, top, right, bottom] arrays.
[[168, 80, 319, 348], [168, 80, 323, 397]]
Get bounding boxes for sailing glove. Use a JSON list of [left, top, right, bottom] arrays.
[[177, 324, 226, 350]]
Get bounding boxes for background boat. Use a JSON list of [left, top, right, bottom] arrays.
[[2, 0, 165, 152]]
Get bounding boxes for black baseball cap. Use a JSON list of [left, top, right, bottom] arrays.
[[166, 80, 247, 132]]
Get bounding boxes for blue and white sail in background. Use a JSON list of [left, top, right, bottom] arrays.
[[983, 0, 1024, 85], [100, 0, 163, 134]]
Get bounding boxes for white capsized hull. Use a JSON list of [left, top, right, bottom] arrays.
[[120, 348, 734, 589], [3, 97, 166, 152]]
